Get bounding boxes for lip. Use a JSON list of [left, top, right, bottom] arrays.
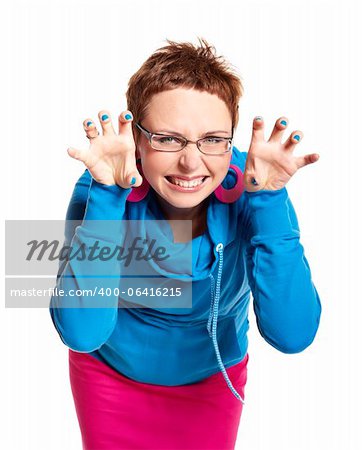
[[164, 176, 209, 192], [166, 174, 209, 181]]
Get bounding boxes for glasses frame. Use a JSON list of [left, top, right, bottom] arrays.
[[134, 122, 234, 155]]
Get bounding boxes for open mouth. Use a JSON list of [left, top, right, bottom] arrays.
[[165, 176, 208, 189]]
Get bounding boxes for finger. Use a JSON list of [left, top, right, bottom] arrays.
[[118, 110, 134, 136], [120, 151, 143, 189], [295, 153, 320, 169], [67, 146, 88, 163], [83, 119, 100, 139], [268, 116, 288, 142], [251, 116, 265, 142], [98, 110, 116, 136], [284, 130, 304, 152]]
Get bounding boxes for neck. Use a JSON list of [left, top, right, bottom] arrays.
[[154, 193, 210, 241]]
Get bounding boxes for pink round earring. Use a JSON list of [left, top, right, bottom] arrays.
[[127, 159, 150, 202], [214, 164, 244, 203]]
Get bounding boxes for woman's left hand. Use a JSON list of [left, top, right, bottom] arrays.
[[243, 116, 320, 192]]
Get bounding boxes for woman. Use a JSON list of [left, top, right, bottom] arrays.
[[49, 38, 322, 450]]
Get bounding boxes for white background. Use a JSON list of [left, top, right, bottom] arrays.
[[1, 0, 361, 449]]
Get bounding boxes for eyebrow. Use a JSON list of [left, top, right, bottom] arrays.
[[155, 129, 231, 137]]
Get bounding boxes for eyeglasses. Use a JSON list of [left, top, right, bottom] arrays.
[[134, 122, 234, 155]]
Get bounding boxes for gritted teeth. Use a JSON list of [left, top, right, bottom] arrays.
[[166, 176, 207, 187]]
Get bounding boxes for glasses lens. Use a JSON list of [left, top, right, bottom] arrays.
[[199, 137, 231, 154], [151, 135, 185, 151]]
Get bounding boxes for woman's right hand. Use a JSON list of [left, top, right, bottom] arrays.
[[67, 110, 142, 188]]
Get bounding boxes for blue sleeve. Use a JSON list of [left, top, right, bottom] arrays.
[[238, 153, 322, 353], [49, 170, 132, 352]]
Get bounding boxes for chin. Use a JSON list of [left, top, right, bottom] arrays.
[[155, 188, 211, 210], [166, 196, 208, 209]]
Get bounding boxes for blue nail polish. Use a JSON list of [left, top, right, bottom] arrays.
[[255, 116, 263, 121], [130, 177, 136, 185], [86, 121, 92, 127], [294, 135, 300, 141], [281, 120, 287, 126], [251, 177, 259, 186], [125, 114, 132, 120], [101, 114, 109, 121]]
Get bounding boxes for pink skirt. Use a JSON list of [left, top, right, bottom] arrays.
[[69, 349, 249, 450]]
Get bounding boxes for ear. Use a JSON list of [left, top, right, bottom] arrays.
[[132, 125, 141, 160]]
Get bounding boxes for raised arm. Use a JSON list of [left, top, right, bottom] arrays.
[[237, 115, 322, 353], [49, 110, 140, 352]]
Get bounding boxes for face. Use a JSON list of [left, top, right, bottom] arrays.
[[136, 88, 233, 215]]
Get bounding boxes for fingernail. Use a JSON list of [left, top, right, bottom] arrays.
[[280, 120, 287, 126], [130, 177, 136, 185], [125, 114, 132, 120], [294, 135, 300, 141], [255, 116, 263, 121], [101, 114, 109, 121], [251, 177, 259, 186], [86, 121, 92, 127]]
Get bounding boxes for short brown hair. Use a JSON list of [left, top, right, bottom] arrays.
[[125, 37, 244, 142]]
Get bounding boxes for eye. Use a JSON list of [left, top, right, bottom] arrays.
[[160, 136, 176, 144], [156, 136, 182, 144], [204, 137, 224, 144]]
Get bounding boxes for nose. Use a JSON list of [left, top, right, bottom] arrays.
[[177, 142, 203, 172]]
